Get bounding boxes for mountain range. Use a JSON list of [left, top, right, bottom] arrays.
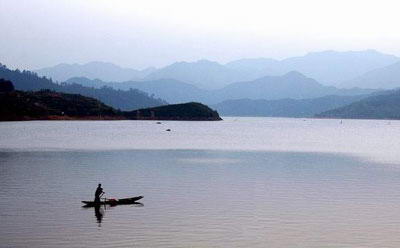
[[35, 50, 399, 89], [143, 60, 250, 90], [65, 77, 208, 104], [0, 81, 221, 121], [316, 90, 400, 119], [35, 61, 156, 82], [0, 64, 166, 110], [213, 71, 373, 102], [212, 95, 368, 117], [4, 58, 400, 119], [341, 62, 400, 89], [66, 72, 375, 105]]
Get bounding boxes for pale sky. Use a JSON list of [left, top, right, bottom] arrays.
[[1, 0, 400, 70]]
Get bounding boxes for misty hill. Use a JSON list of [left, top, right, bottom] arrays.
[[213, 95, 367, 117], [34, 50, 398, 90], [66, 72, 373, 105], [66, 77, 209, 104], [145, 50, 398, 89], [35, 61, 155, 82], [341, 62, 400, 89], [213, 71, 374, 103], [224, 58, 280, 78], [125, 102, 222, 121], [278, 50, 398, 85], [226, 50, 399, 86], [315, 90, 400, 119], [0, 63, 167, 110], [144, 59, 258, 89]]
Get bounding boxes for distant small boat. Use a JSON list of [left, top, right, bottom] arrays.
[[156, 122, 162, 124], [82, 196, 143, 207], [166, 129, 171, 131]]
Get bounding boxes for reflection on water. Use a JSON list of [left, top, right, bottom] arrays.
[[94, 206, 104, 225], [83, 202, 144, 227], [1, 149, 400, 247]]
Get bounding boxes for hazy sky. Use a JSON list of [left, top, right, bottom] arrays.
[[1, 0, 400, 70]]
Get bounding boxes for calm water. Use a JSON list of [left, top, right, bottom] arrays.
[[1, 118, 400, 247]]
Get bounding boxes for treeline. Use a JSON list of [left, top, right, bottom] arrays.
[[0, 63, 167, 110], [0, 81, 222, 121], [127, 102, 222, 120], [0, 89, 121, 121]]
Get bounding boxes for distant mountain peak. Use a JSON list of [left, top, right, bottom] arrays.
[[305, 49, 396, 57], [226, 57, 279, 63], [195, 59, 221, 65], [341, 60, 400, 89], [305, 50, 336, 56], [85, 61, 122, 67], [170, 59, 221, 66], [35, 61, 154, 82], [282, 71, 307, 78]]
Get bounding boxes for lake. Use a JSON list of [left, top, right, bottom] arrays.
[[1, 118, 400, 247]]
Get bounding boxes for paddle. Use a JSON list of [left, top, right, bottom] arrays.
[[100, 192, 107, 210]]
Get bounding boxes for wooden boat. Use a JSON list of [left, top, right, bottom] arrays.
[[82, 196, 143, 207]]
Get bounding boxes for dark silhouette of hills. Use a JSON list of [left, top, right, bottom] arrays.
[[0, 64, 58, 90], [0, 85, 221, 122], [35, 61, 155, 82], [66, 77, 209, 104], [58, 84, 167, 111], [125, 102, 222, 121], [213, 95, 368, 117], [0, 79, 15, 92], [0, 89, 121, 121], [315, 90, 400, 119], [0, 63, 167, 110], [341, 62, 400, 89]]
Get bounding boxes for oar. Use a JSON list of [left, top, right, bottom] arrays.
[[100, 192, 107, 209]]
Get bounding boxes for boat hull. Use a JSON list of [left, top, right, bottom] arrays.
[[82, 196, 143, 207]]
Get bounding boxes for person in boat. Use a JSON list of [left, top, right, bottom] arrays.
[[94, 184, 104, 203]]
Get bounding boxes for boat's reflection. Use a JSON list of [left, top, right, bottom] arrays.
[[94, 205, 104, 224], [83, 202, 144, 226]]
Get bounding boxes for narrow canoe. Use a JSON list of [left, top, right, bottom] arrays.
[[82, 196, 143, 207]]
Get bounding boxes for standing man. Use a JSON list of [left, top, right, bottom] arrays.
[[94, 183, 104, 203]]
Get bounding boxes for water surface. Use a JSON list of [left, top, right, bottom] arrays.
[[1, 118, 400, 247]]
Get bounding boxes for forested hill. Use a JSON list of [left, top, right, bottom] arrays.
[[315, 90, 400, 119], [0, 89, 121, 121], [0, 81, 222, 121], [0, 64, 167, 110], [125, 102, 222, 121], [0, 64, 56, 91]]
